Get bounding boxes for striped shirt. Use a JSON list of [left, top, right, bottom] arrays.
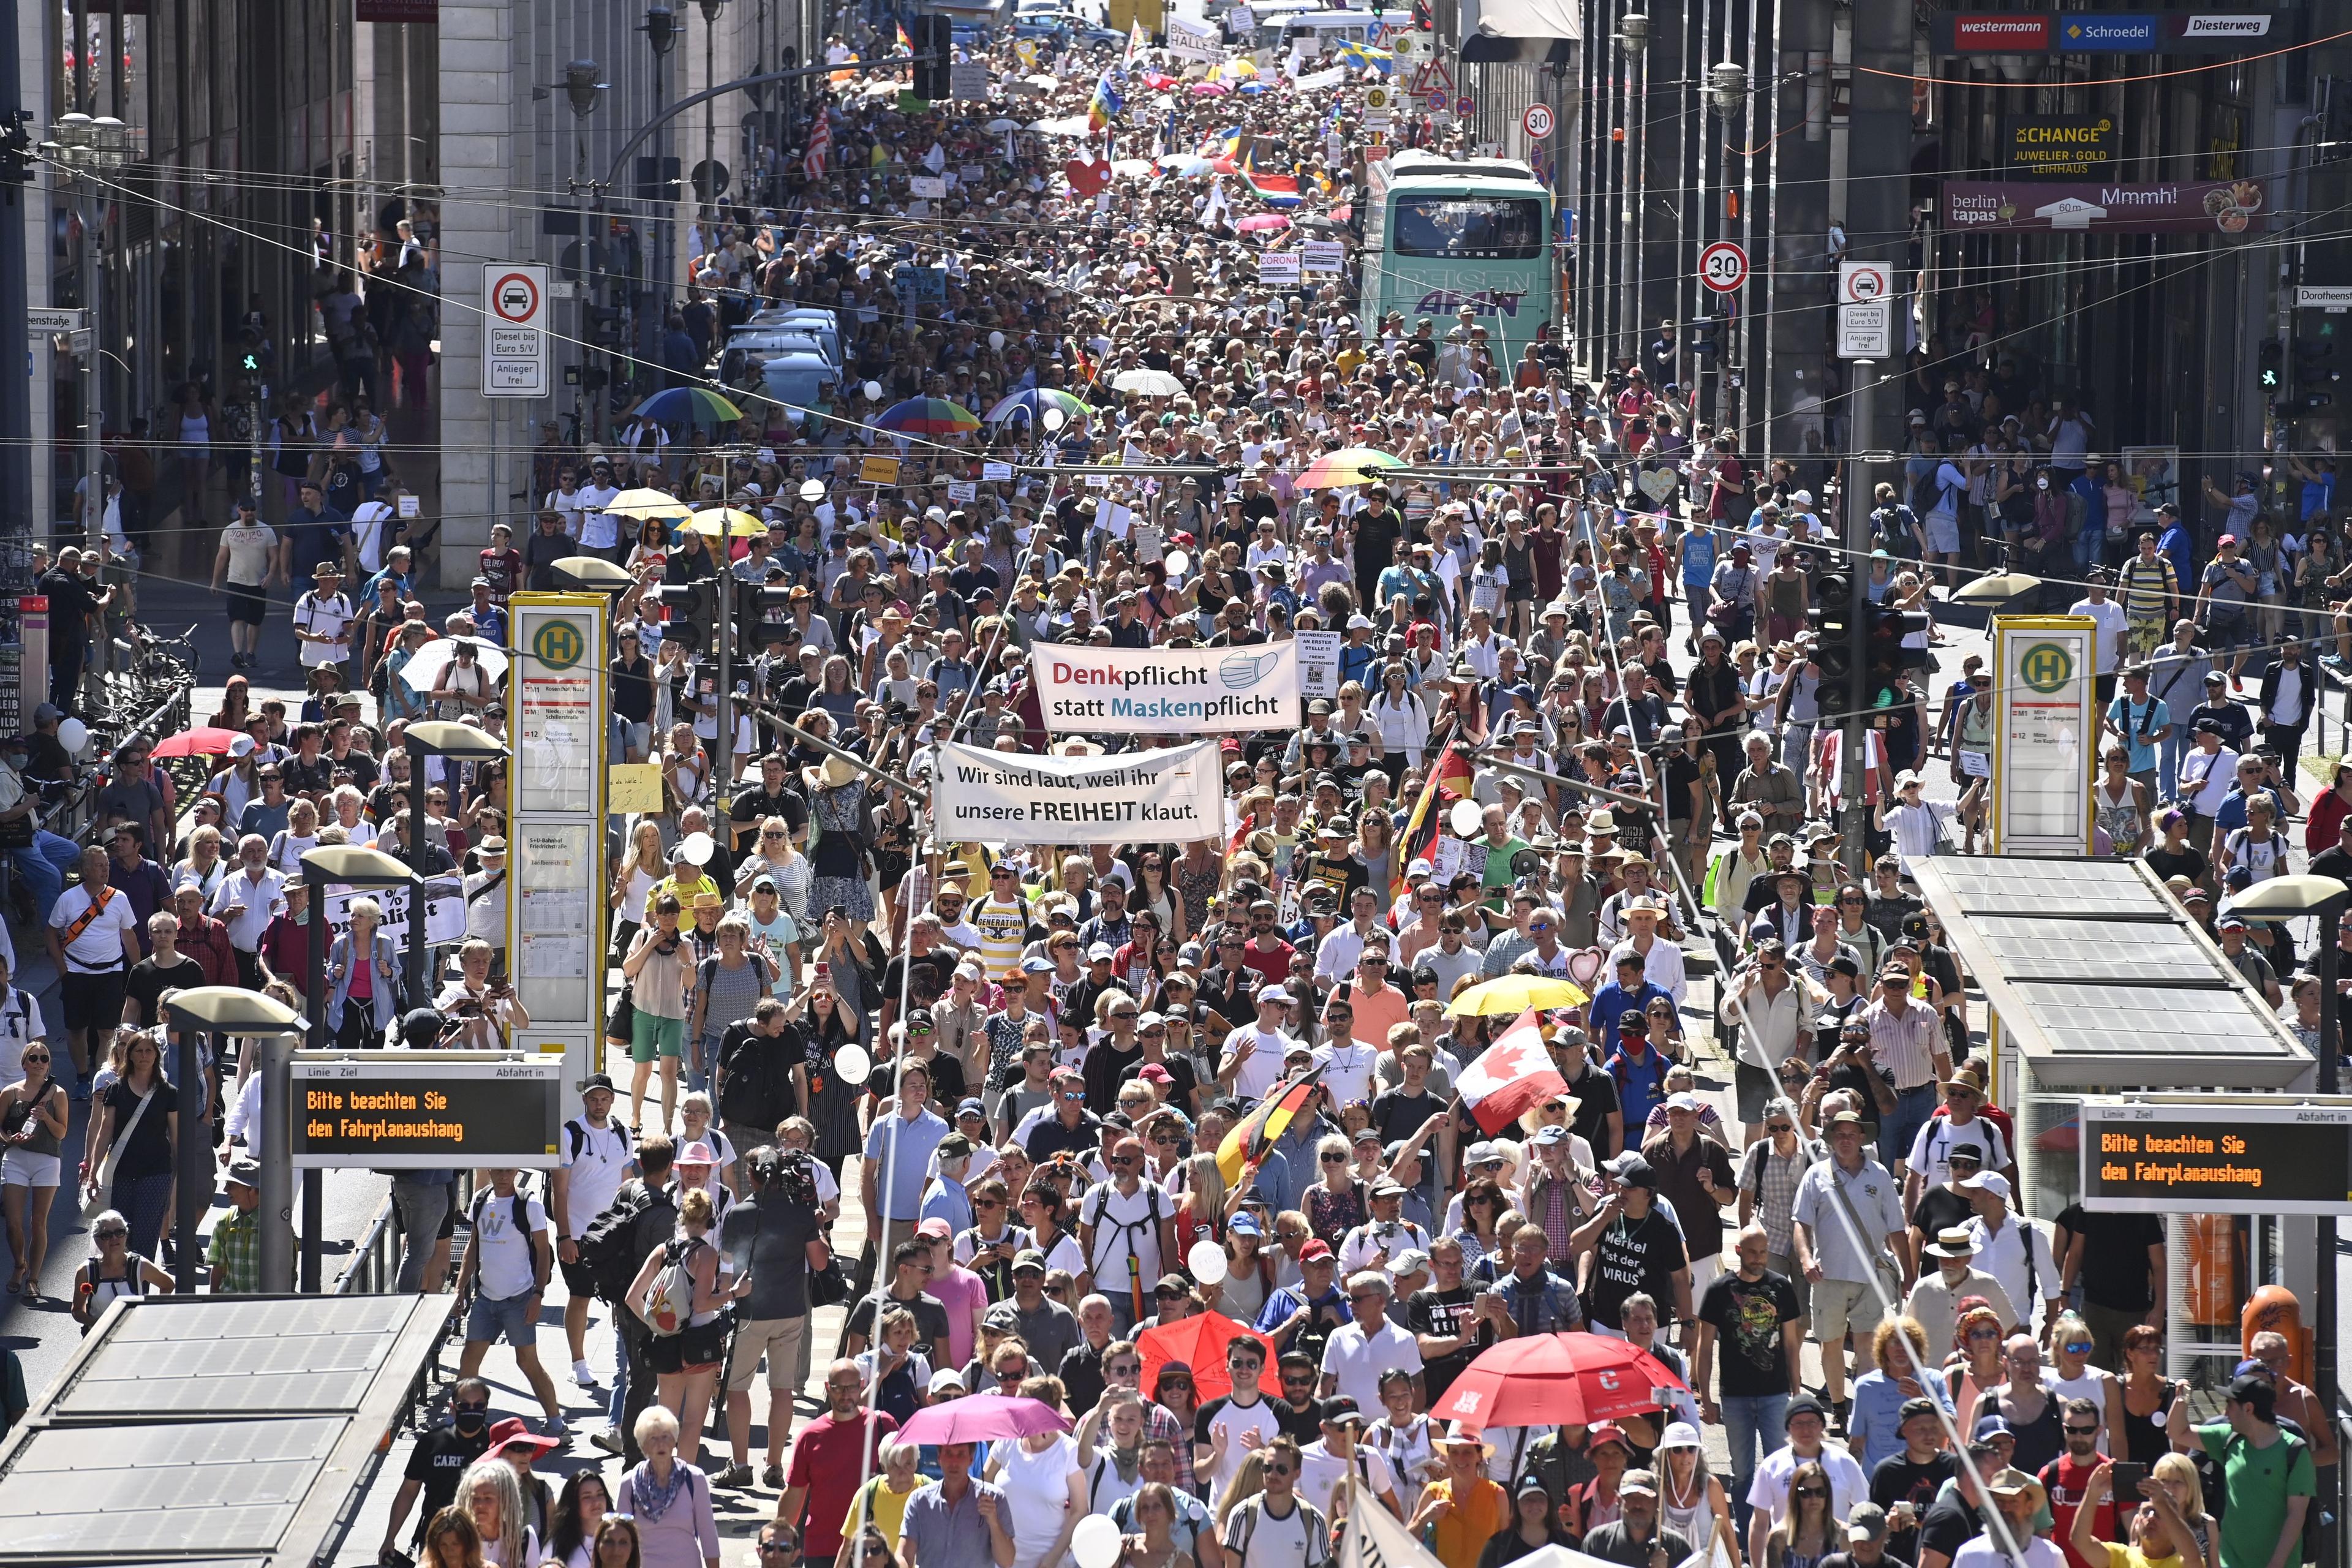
[[1863, 995, 1940, 1091]]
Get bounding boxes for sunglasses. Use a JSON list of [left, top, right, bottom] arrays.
[[1265, 1464, 1295, 1478], [2064, 1424, 2101, 1436], [1794, 1489, 1830, 1501]]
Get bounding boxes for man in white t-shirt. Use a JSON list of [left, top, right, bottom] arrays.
[[1220, 1436, 1330, 1568], [453, 1167, 566, 1433], [577, 459, 622, 553], [1220, 989, 1295, 1104], [46, 844, 140, 1095], [210, 497, 279, 671], [293, 562, 355, 670], [1193, 1336, 1286, 1504], [1296, 1398, 1402, 1521], [1317, 1271, 1423, 1412], [551, 1074, 636, 1389], [1080, 1136, 1177, 1332]]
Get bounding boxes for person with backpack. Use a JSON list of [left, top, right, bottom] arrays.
[[452, 1167, 567, 1438], [715, 998, 797, 1175], [625, 1183, 728, 1470], [1080, 1134, 1178, 1335], [69, 1206, 173, 1332], [715, 1145, 826, 1490], [550, 1074, 635, 1390], [581, 1136, 681, 1464]]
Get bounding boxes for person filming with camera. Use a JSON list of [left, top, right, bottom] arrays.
[[436, 935, 530, 1050]]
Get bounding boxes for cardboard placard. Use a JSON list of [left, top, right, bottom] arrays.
[[1259, 252, 1302, 287], [1301, 240, 1345, 275], [608, 763, 665, 814], [860, 455, 903, 485]]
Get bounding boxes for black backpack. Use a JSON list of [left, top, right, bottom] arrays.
[[579, 1180, 677, 1304], [717, 1025, 793, 1130]]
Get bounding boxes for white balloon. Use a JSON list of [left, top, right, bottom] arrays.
[[1072, 1516, 1124, 1568], [800, 478, 827, 502], [58, 717, 88, 755], [1041, 407, 1067, 432], [989, 330, 1007, 351], [1164, 549, 1190, 578], [833, 1044, 872, 1084], [1449, 799, 1485, 837], [862, 380, 884, 402], [1187, 1238, 1229, 1285]]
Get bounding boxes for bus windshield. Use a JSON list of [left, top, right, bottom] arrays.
[[1390, 195, 1544, 260]]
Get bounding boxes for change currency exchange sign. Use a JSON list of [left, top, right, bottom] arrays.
[[1031, 643, 1299, 735], [935, 740, 1223, 843]]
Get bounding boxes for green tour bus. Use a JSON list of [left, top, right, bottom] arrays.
[[1360, 150, 1556, 364]]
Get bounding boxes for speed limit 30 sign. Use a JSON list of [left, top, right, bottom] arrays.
[[1698, 240, 1749, 293], [1521, 103, 1554, 140]]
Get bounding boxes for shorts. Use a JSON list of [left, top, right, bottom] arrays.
[[466, 1289, 542, 1348], [1734, 1061, 1778, 1124], [1, 1149, 60, 1188], [1812, 1277, 1888, 1363], [225, 585, 270, 626], [61, 970, 127, 1034], [2205, 610, 2251, 650], [1924, 513, 1961, 554], [631, 1011, 685, 1063], [725, 1314, 809, 1392], [559, 1257, 600, 1298], [649, 1317, 729, 1373]]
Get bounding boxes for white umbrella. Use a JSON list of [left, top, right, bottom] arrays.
[[986, 117, 1023, 132], [1112, 368, 1185, 396], [399, 636, 512, 694], [1111, 158, 1157, 178]]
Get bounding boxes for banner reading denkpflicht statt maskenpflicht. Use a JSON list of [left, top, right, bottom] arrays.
[[1030, 643, 1300, 735]]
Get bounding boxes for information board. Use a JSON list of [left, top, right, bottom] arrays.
[[1294, 630, 1341, 698], [2079, 1099, 2352, 1216], [291, 1054, 564, 1169], [1991, 616, 2095, 855], [508, 595, 608, 1091]]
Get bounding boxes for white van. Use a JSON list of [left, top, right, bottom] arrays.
[[1259, 8, 1382, 52]]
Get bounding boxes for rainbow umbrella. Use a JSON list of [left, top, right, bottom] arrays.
[[984, 388, 1091, 426], [1295, 447, 1404, 488], [635, 386, 744, 425], [876, 396, 982, 435]]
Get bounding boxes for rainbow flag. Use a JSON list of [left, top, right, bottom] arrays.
[[1087, 69, 1125, 134], [895, 20, 914, 53], [1127, 15, 1148, 60]]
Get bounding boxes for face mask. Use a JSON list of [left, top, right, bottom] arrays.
[[453, 1408, 488, 1436]]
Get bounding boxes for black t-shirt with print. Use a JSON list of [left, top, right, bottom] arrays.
[[1871, 1451, 1959, 1562], [1694, 1268, 1800, 1399], [1404, 1284, 1488, 1407], [1584, 1206, 1688, 1328]]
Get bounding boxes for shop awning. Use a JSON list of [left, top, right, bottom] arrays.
[[1912, 855, 2316, 1093]]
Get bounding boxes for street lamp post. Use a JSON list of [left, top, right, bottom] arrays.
[[399, 722, 507, 1004], [641, 5, 680, 364], [298, 845, 423, 1291], [2214, 869, 2346, 1556], [562, 62, 607, 439], [42, 111, 135, 714], [159, 987, 303, 1292], [699, 0, 728, 222]]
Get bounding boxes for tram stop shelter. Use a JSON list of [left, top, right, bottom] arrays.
[[0, 1292, 447, 1565], [1911, 854, 2325, 1384]]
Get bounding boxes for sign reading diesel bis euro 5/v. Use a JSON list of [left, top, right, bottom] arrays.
[[2078, 1099, 2352, 1216], [290, 1055, 565, 1169], [1030, 643, 1300, 736], [2003, 115, 2118, 178]]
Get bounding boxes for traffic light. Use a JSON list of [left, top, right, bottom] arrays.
[[1866, 601, 1934, 671], [2261, 337, 2283, 390], [584, 303, 624, 347], [1691, 314, 1718, 360], [1809, 573, 1853, 680], [2296, 328, 2341, 410], [913, 15, 953, 100]]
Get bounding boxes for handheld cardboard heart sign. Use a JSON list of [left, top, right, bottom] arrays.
[[1638, 468, 1680, 504], [1566, 946, 1608, 992], [1064, 157, 1111, 197]]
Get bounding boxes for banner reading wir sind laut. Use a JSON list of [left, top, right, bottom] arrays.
[[935, 741, 1224, 843], [1030, 643, 1299, 735]]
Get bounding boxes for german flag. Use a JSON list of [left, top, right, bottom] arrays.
[[1218, 1067, 1324, 1186], [1392, 734, 1471, 903]]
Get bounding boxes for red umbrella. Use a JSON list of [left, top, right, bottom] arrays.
[[148, 727, 245, 759], [893, 1393, 1069, 1445], [1137, 1312, 1274, 1405], [1433, 1333, 1690, 1431]]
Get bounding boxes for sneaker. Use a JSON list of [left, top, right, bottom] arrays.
[[589, 1429, 623, 1455], [573, 1359, 597, 1390], [2328, 654, 2351, 675], [763, 1462, 786, 1489], [714, 1463, 754, 1489], [542, 1418, 569, 1441]]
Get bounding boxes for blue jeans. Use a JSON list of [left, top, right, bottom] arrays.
[[1721, 1393, 1790, 1534], [2159, 729, 2190, 802], [1880, 1083, 1938, 1174], [9, 829, 80, 925]]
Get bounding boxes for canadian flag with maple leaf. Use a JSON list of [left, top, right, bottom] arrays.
[[1454, 1006, 1570, 1134]]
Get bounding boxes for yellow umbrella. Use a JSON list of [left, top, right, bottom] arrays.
[[1444, 974, 1590, 1017], [687, 507, 768, 538], [602, 487, 694, 521]]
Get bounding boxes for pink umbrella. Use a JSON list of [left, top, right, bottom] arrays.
[[892, 1393, 1070, 1446], [1190, 81, 1231, 96], [1236, 214, 1292, 233]]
